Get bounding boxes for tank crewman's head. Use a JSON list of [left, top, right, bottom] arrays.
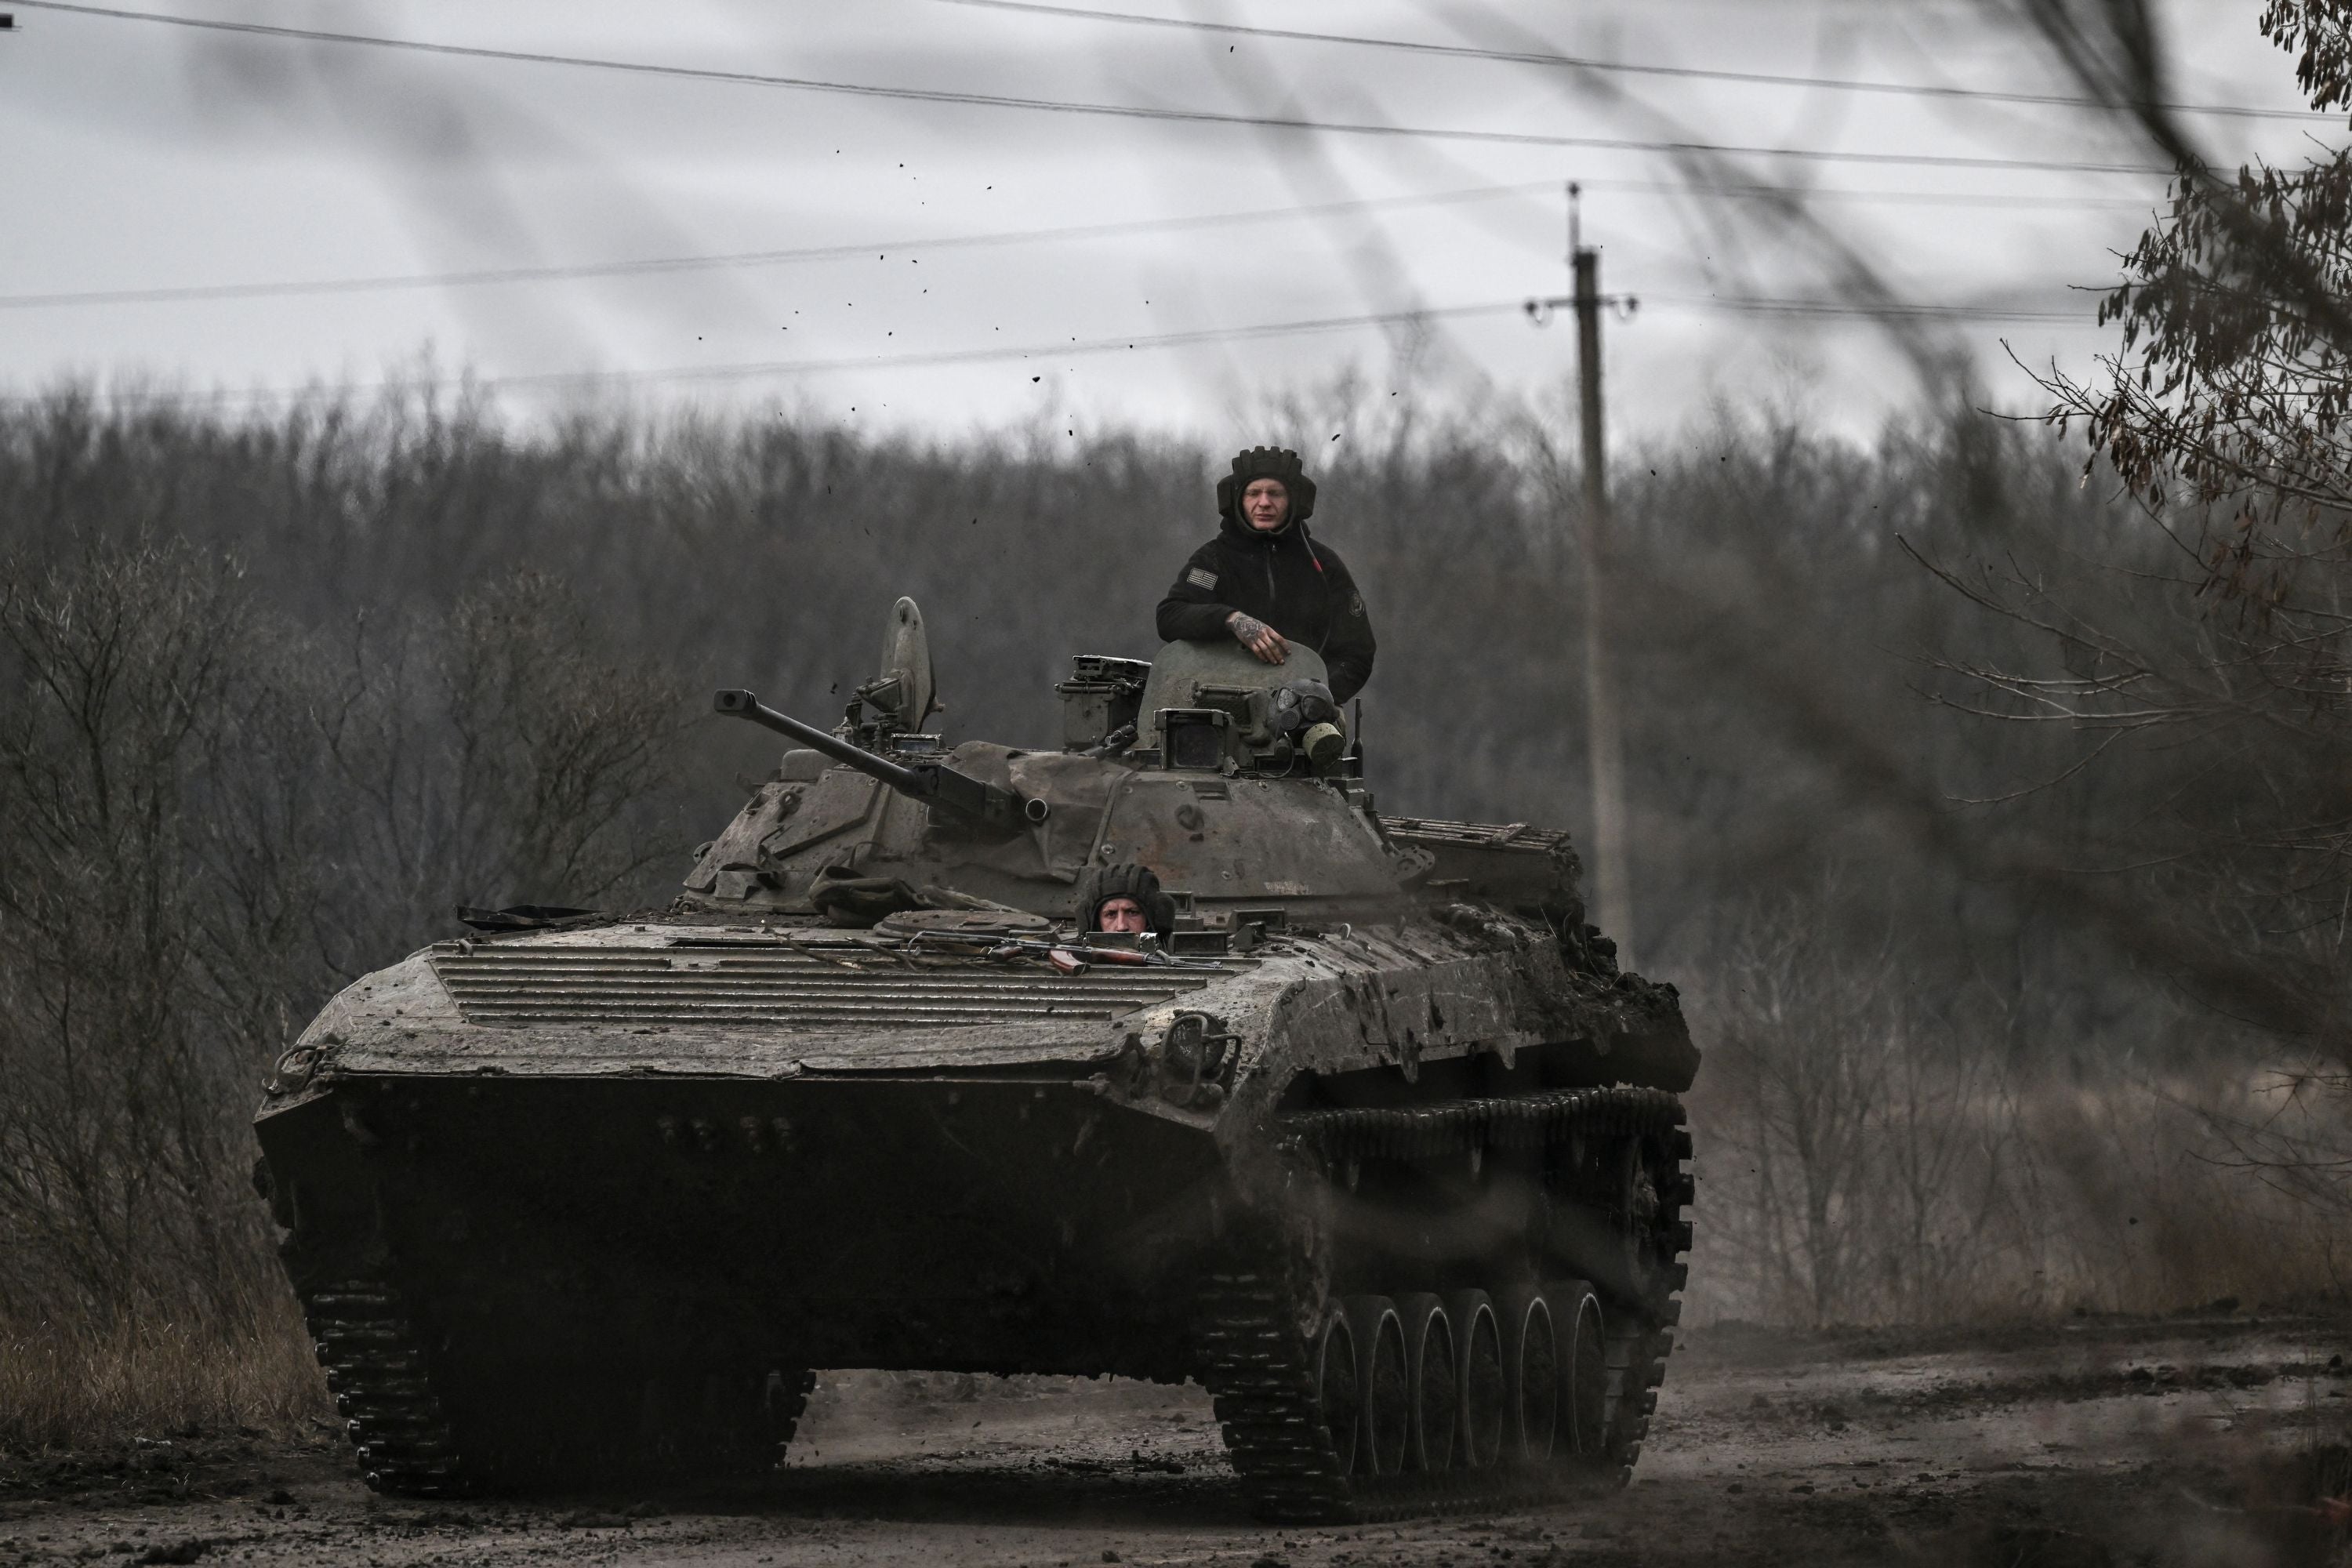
[[1074, 862, 1176, 938], [1215, 446, 1317, 534]]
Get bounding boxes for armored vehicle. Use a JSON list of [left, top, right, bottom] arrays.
[[254, 598, 1696, 1521]]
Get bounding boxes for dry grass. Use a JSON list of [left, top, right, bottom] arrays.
[[2012, 1078, 2350, 1316], [0, 1294, 326, 1453]]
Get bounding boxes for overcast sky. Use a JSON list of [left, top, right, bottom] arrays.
[[0, 0, 2326, 442]]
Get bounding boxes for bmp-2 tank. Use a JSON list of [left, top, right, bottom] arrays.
[[253, 597, 1697, 1522]]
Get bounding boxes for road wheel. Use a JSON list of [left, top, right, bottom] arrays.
[[1392, 1294, 1457, 1474], [1495, 1285, 1559, 1465], [1551, 1280, 1610, 1464], [1444, 1290, 1503, 1469], [1309, 1301, 1362, 1477], [1341, 1296, 1409, 1478]]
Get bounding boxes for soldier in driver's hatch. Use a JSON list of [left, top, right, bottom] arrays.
[[1156, 446, 1377, 704], [1074, 862, 1175, 938]]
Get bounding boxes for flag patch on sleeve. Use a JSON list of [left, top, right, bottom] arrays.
[[1185, 566, 1218, 590]]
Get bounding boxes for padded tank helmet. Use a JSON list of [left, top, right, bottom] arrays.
[[1215, 446, 1316, 527], [1073, 862, 1176, 938]]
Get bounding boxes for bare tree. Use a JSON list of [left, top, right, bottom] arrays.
[[0, 538, 281, 1318], [0, 532, 690, 1330], [1697, 883, 2034, 1326]]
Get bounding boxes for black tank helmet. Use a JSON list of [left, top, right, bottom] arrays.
[[1073, 862, 1177, 938], [1215, 445, 1317, 528]]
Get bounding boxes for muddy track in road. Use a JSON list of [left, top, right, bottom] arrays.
[[4, 1312, 2348, 1567]]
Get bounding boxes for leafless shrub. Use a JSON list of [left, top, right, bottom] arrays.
[[1690, 885, 2035, 1326], [1687, 884, 2352, 1327], [299, 570, 690, 953], [2016, 1066, 2350, 1310], [0, 537, 289, 1321], [0, 525, 686, 1445]]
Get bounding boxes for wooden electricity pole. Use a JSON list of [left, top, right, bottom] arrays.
[[1528, 183, 1635, 963]]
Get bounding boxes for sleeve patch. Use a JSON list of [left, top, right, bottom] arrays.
[[1185, 566, 1219, 591]]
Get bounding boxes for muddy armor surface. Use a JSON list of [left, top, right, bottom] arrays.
[[254, 597, 1697, 1519]]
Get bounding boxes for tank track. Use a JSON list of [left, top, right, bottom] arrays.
[[297, 1274, 816, 1496], [1199, 1087, 1690, 1523], [303, 1280, 470, 1496]]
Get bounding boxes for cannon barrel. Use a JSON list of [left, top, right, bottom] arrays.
[[713, 689, 1026, 833]]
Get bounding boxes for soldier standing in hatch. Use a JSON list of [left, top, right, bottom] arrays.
[[1156, 446, 1377, 704]]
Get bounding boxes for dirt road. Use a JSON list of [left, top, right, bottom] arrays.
[[5, 1312, 2347, 1567]]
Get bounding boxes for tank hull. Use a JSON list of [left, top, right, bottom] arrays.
[[260, 1073, 1220, 1383], [260, 866, 1692, 1515]]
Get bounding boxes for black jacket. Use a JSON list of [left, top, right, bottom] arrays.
[[1155, 515, 1377, 703]]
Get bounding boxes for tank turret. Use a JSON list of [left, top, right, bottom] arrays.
[[252, 596, 1697, 1520]]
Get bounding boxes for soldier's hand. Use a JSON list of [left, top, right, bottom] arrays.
[[1228, 612, 1288, 664]]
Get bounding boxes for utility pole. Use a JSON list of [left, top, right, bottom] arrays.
[[1526, 183, 1636, 964]]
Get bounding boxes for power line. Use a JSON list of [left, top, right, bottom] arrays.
[[1648, 292, 2089, 323], [2, 291, 2106, 412], [37, 303, 1526, 408], [0, 176, 2162, 314], [932, 0, 2334, 125], [0, 181, 1559, 310], [10, 0, 2172, 178]]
